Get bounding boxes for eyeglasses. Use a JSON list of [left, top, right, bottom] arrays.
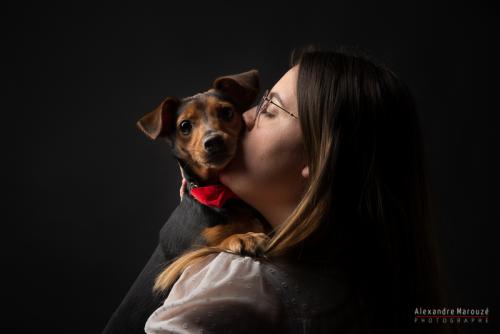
[[253, 89, 298, 124]]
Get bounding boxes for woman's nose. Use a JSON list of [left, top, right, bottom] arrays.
[[242, 106, 257, 131]]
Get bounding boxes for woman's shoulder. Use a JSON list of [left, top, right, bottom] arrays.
[[182, 251, 266, 284], [172, 251, 273, 296], [145, 252, 284, 333], [145, 251, 369, 334], [261, 254, 371, 334]]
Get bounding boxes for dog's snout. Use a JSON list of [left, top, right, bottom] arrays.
[[203, 135, 225, 153]]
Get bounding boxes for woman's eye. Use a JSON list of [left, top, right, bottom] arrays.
[[260, 108, 275, 118], [179, 120, 192, 135], [219, 107, 234, 121]]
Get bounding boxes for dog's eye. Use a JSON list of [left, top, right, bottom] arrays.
[[179, 120, 192, 135], [219, 106, 234, 121]]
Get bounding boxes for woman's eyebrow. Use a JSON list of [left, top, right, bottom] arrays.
[[269, 91, 286, 108]]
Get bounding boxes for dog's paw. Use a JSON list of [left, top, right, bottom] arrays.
[[219, 232, 270, 257]]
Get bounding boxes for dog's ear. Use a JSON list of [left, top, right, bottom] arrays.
[[136, 97, 180, 141], [213, 69, 260, 111]]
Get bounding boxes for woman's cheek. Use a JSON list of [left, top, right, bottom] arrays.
[[244, 132, 290, 185]]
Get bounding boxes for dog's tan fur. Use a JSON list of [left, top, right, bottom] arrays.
[[174, 94, 243, 183]]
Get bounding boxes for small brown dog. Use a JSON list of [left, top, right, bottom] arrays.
[[136, 69, 271, 261]]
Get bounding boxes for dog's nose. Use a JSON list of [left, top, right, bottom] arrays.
[[203, 135, 225, 153]]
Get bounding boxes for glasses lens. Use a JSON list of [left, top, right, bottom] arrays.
[[255, 89, 269, 124]]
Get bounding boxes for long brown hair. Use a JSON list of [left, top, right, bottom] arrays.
[[266, 46, 455, 333], [153, 46, 453, 333]]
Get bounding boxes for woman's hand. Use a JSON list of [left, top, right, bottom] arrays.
[[178, 163, 187, 202]]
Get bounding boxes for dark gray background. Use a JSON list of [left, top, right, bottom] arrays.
[[4, 1, 497, 333]]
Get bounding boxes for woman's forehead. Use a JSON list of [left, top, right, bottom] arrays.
[[270, 66, 298, 112]]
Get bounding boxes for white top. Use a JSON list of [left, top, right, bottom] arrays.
[[144, 252, 281, 334]]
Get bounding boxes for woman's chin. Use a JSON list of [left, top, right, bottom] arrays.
[[219, 143, 250, 198], [218, 171, 229, 186], [219, 163, 241, 195], [218, 163, 233, 186], [219, 152, 239, 182]]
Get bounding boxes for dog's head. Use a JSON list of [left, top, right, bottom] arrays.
[[137, 69, 260, 182]]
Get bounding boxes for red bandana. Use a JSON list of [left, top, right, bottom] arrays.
[[190, 184, 239, 208]]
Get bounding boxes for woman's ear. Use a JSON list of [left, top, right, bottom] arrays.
[[301, 165, 310, 178]]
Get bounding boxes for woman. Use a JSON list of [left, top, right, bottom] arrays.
[[144, 46, 452, 334]]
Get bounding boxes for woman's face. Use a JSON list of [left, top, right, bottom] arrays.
[[219, 66, 308, 222]]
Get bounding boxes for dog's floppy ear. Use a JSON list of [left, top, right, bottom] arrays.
[[213, 69, 260, 111], [136, 97, 180, 141]]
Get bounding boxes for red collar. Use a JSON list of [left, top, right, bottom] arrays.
[[190, 184, 239, 208]]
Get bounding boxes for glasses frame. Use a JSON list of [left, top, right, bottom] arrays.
[[254, 89, 298, 123]]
